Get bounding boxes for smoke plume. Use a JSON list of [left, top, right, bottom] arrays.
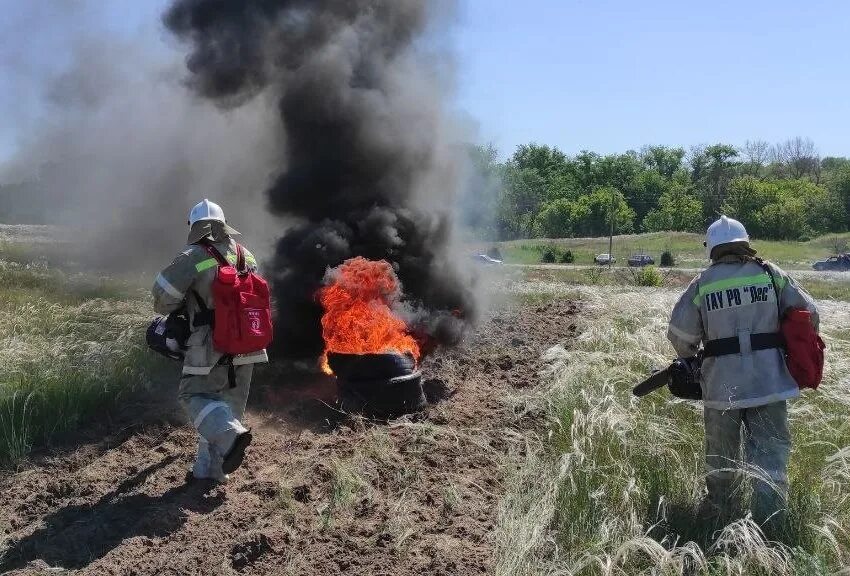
[[165, 0, 477, 360], [0, 3, 283, 270]]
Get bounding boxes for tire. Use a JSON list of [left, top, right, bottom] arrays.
[[339, 372, 426, 419], [327, 352, 416, 382]]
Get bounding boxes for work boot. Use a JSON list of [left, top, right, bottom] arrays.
[[207, 421, 252, 476], [188, 438, 229, 483], [221, 429, 253, 474], [696, 497, 722, 523], [751, 484, 787, 535], [706, 474, 744, 520]]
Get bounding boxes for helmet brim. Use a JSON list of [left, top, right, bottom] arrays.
[[187, 220, 241, 244]]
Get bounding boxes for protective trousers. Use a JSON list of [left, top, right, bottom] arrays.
[[178, 364, 253, 480], [704, 401, 790, 525]]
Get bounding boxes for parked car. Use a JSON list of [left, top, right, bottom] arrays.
[[628, 254, 655, 267], [594, 253, 615, 265], [471, 253, 503, 265], [813, 254, 850, 271]]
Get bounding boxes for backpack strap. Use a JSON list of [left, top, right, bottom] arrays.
[[235, 243, 246, 273], [191, 288, 214, 328], [202, 239, 247, 273], [754, 257, 783, 319], [201, 241, 230, 267]]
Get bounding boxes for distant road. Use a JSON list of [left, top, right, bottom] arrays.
[[505, 262, 850, 281]]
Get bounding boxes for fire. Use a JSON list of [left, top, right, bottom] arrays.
[[319, 257, 420, 374]]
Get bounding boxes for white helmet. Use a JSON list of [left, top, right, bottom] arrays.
[[188, 198, 227, 226], [705, 215, 749, 258]]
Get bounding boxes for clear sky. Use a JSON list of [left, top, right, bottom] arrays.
[[454, 0, 850, 158], [3, 0, 850, 164]]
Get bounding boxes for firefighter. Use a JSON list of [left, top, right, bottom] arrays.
[[667, 216, 818, 524], [152, 199, 268, 482]]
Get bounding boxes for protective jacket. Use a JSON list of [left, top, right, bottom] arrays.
[[152, 238, 268, 375], [667, 255, 819, 410]]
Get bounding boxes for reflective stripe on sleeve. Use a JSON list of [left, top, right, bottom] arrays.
[[195, 258, 218, 272], [156, 273, 184, 299], [668, 324, 701, 344]]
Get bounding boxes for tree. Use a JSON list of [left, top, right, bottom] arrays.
[[693, 144, 739, 224], [629, 169, 669, 228], [742, 140, 771, 177], [512, 143, 567, 179], [758, 195, 810, 240], [570, 187, 635, 237], [827, 165, 850, 226], [497, 165, 546, 240], [643, 185, 704, 232], [510, 143, 573, 201], [533, 198, 574, 238], [723, 176, 836, 239], [722, 176, 777, 232], [822, 157, 850, 173], [642, 146, 685, 178], [775, 137, 820, 182]]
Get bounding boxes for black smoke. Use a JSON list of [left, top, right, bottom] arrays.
[[165, 0, 477, 360]]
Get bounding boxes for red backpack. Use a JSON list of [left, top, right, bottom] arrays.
[[781, 308, 825, 389], [202, 242, 273, 355], [759, 259, 825, 390]]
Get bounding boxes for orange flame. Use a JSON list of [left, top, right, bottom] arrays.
[[318, 257, 420, 374]]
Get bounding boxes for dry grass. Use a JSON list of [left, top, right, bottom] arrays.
[[497, 283, 850, 575], [0, 258, 166, 467]]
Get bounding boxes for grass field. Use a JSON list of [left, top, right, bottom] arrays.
[[490, 231, 850, 270], [0, 245, 168, 468], [516, 265, 850, 303], [498, 281, 850, 575], [2, 227, 849, 573]]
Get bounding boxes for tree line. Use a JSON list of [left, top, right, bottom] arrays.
[[463, 137, 850, 241]]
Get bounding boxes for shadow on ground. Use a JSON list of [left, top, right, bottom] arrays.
[[0, 455, 226, 571]]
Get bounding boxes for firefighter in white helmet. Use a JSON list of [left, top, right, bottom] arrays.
[[667, 216, 818, 525], [152, 199, 268, 482]]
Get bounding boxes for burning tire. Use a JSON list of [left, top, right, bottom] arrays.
[[328, 352, 425, 419]]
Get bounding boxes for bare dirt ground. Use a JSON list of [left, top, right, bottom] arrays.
[[0, 298, 578, 576]]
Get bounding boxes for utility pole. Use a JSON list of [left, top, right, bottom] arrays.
[[608, 187, 615, 268]]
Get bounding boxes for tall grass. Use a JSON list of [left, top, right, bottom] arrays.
[[0, 261, 166, 467], [497, 284, 850, 575]]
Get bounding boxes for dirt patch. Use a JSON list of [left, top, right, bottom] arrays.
[[0, 299, 578, 575]]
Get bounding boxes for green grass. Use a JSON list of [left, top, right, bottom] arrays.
[[0, 257, 167, 468], [496, 285, 850, 575], [491, 231, 850, 270]]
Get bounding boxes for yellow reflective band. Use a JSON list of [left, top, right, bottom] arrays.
[[195, 258, 218, 272], [693, 273, 777, 306], [246, 255, 257, 266], [226, 254, 237, 265]]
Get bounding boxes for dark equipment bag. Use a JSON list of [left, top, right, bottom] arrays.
[[146, 309, 191, 361]]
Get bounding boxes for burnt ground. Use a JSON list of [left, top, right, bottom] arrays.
[[0, 299, 578, 576]]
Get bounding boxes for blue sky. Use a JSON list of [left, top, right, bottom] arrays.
[[3, 0, 850, 164], [455, 0, 850, 158]]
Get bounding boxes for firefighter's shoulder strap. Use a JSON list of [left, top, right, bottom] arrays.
[[191, 240, 246, 329], [754, 257, 783, 318], [702, 258, 784, 359], [201, 239, 247, 273]]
